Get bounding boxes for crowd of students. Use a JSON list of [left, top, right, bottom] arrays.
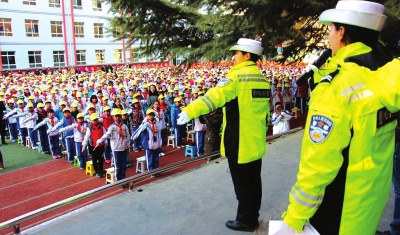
[[0, 61, 306, 175]]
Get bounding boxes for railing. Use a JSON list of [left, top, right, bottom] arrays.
[[0, 126, 303, 234]]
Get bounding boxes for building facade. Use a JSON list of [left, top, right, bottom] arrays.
[[0, 0, 151, 70]]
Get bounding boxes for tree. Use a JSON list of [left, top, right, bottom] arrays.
[[106, 0, 400, 63]]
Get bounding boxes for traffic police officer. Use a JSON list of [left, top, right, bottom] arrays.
[[177, 38, 270, 232], [277, 1, 395, 234]]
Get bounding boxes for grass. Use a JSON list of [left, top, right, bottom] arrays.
[[0, 140, 53, 174]]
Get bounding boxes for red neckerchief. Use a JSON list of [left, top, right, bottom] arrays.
[[53, 97, 57, 104], [37, 110, 47, 118], [50, 117, 55, 126], [64, 98, 70, 106], [147, 118, 158, 136], [76, 121, 86, 139], [153, 108, 162, 119], [78, 100, 83, 109], [114, 121, 124, 136], [34, 93, 40, 98], [67, 116, 73, 124]]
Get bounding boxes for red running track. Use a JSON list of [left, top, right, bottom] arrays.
[[0, 143, 206, 235]]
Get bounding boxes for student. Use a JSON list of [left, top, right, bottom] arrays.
[[58, 113, 88, 169], [171, 97, 185, 148], [0, 149, 4, 169], [51, 108, 76, 163], [129, 98, 144, 152], [4, 100, 28, 146], [32, 109, 61, 159], [100, 106, 113, 163], [5, 99, 18, 142], [271, 102, 292, 135], [82, 113, 107, 178], [23, 103, 50, 154], [95, 109, 130, 188], [132, 108, 163, 177]]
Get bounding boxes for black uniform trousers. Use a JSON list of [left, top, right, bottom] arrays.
[[227, 156, 262, 226], [0, 120, 6, 143], [89, 145, 105, 174]]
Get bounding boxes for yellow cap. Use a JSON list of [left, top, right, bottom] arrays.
[[90, 113, 99, 121], [198, 91, 204, 95], [132, 98, 139, 104], [87, 103, 95, 109], [120, 110, 127, 115], [158, 94, 164, 99], [71, 102, 78, 108], [17, 100, 24, 104], [0, 98, 4, 102], [26, 102, 34, 108], [0, 92, 4, 96], [103, 106, 111, 111], [63, 107, 70, 112], [37, 103, 45, 108], [51, 89, 56, 94], [143, 84, 148, 89], [174, 97, 182, 102], [277, 83, 282, 88], [7, 99, 14, 104], [77, 113, 84, 119], [28, 96, 35, 100], [102, 97, 108, 101], [62, 91, 68, 96], [83, 90, 88, 94], [146, 108, 155, 115], [179, 92, 184, 96], [174, 87, 179, 91], [76, 92, 82, 98], [168, 90, 173, 93], [192, 90, 198, 94], [59, 101, 67, 106], [111, 109, 122, 116], [185, 84, 191, 89], [133, 93, 140, 98], [45, 99, 52, 103]]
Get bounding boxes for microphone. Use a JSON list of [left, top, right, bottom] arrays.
[[296, 49, 332, 86]]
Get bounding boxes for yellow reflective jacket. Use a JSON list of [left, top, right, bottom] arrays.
[[283, 43, 396, 234], [183, 61, 270, 163]]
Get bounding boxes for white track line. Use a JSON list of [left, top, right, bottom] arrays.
[[0, 178, 95, 211], [0, 167, 75, 191]]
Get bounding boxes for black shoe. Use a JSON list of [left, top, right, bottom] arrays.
[[225, 220, 256, 232], [2, 142, 8, 145], [96, 173, 101, 178], [376, 231, 391, 235], [119, 184, 128, 189]]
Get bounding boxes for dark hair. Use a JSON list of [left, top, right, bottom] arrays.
[[48, 108, 54, 113], [90, 94, 98, 102], [275, 102, 282, 107], [239, 51, 261, 63], [333, 23, 392, 66]]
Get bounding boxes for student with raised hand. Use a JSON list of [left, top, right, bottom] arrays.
[[32, 109, 61, 159], [94, 109, 130, 188]]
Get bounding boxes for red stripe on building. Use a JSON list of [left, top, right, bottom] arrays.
[[0, 46, 3, 70], [122, 38, 126, 63], [69, 0, 77, 65], [61, 0, 69, 66]]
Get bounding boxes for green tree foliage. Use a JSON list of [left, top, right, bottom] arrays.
[[106, 0, 400, 63]]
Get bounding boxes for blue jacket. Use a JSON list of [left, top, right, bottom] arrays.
[[170, 104, 181, 128]]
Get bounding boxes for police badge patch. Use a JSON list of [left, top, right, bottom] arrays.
[[217, 78, 231, 87], [309, 115, 334, 144]]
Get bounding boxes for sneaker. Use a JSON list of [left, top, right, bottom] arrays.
[[159, 152, 165, 157], [0, 164, 4, 170], [105, 160, 111, 164], [52, 156, 57, 159], [56, 155, 61, 159], [134, 148, 139, 152], [95, 173, 101, 178], [176, 146, 181, 149], [181, 145, 186, 148], [68, 160, 74, 164], [32, 146, 37, 150], [80, 167, 85, 170]]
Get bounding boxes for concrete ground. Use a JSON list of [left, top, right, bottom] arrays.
[[24, 130, 394, 235]]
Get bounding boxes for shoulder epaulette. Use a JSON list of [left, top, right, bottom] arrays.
[[319, 69, 340, 84]]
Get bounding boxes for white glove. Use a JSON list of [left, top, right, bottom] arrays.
[[273, 224, 298, 235], [305, 63, 318, 73], [177, 111, 190, 125]]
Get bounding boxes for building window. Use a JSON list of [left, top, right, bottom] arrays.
[[93, 23, 103, 38], [95, 50, 105, 64], [76, 50, 86, 65], [132, 51, 139, 62], [49, 0, 60, 8], [114, 49, 123, 63], [25, 20, 39, 37], [28, 51, 42, 68], [1, 51, 16, 69], [73, 0, 82, 9], [53, 51, 65, 67], [74, 22, 84, 37], [0, 18, 12, 36], [50, 21, 63, 37], [1, 0, 9, 3], [92, 0, 102, 11], [23, 0, 36, 5]]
